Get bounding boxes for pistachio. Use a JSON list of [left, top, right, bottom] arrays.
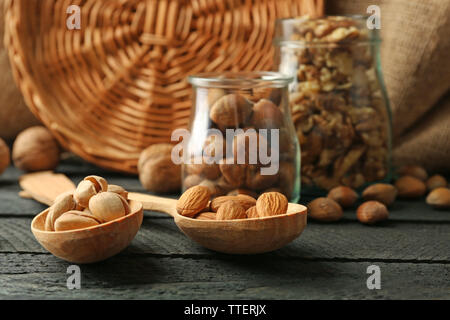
[[107, 184, 128, 199], [74, 180, 98, 208], [54, 210, 101, 231], [84, 175, 108, 192], [45, 192, 77, 231], [89, 192, 130, 223]]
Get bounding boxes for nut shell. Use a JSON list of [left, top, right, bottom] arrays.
[[176, 186, 211, 217], [74, 180, 98, 208], [362, 183, 397, 206], [138, 143, 181, 193], [216, 200, 247, 220], [307, 197, 343, 222], [54, 211, 101, 231], [45, 192, 77, 231], [426, 188, 450, 209], [12, 126, 60, 172], [209, 94, 253, 130], [356, 201, 389, 224], [84, 175, 108, 192], [327, 186, 358, 208], [256, 192, 288, 217], [107, 184, 128, 199], [426, 175, 447, 191], [0, 138, 10, 175], [395, 176, 427, 198], [89, 192, 130, 223]]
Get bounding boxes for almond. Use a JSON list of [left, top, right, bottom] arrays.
[[426, 175, 447, 191], [246, 206, 259, 219], [327, 186, 358, 208], [362, 183, 397, 206], [210, 195, 256, 212], [227, 189, 258, 199], [216, 201, 247, 220], [196, 212, 217, 220], [426, 188, 450, 209], [398, 165, 428, 181], [176, 186, 211, 217], [395, 176, 426, 198], [256, 192, 288, 217], [307, 197, 343, 222], [356, 201, 389, 224]]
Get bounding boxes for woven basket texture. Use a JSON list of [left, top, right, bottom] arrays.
[[4, 0, 323, 173]]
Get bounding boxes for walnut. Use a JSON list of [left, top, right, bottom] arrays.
[[12, 126, 60, 172], [138, 143, 181, 193]]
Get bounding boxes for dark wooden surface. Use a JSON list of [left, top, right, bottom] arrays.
[[0, 158, 449, 300]]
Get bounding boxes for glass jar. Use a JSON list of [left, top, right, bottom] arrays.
[[183, 72, 300, 202], [273, 16, 392, 194]]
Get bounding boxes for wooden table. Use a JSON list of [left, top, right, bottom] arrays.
[[0, 159, 449, 299]]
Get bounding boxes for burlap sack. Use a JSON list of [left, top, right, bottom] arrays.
[[0, 2, 39, 141], [327, 0, 450, 173]]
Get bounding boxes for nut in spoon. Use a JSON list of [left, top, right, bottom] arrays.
[[128, 193, 308, 254]]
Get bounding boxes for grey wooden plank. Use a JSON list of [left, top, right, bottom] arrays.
[[1, 217, 448, 261], [0, 253, 448, 299]]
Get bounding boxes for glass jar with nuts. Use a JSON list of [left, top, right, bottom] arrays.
[[274, 16, 393, 193], [181, 72, 300, 202]]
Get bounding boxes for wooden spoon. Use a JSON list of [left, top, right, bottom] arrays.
[[21, 172, 307, 255], [128, 193, 307, 255]]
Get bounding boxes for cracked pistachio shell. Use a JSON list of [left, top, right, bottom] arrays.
[[54, 211, 101, 231], [84, 175, 108, 192], [107, 184, 128, 200], [74, 180, 98, 208], [45, 192, 77, 231], [88, 192, 130, 223]]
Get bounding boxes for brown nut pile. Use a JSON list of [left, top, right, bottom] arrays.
[[0, 138, 10, 175], [176, 186, 288, 220], [138, 143, 181, 194], [183, 88, 297, 200], [12, 126, 60, 172], [45, 175, 131, 231], [284, 16, 390, 190]]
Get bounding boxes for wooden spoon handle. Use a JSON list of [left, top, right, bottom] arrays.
[[128, 193, 178, 218]]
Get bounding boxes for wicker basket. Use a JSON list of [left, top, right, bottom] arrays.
[[4, 0, 324, 173]]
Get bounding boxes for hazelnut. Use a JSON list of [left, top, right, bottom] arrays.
[[251, 99, 284, 130], [356, 201, 389, 224], [209, 94, 253, 130], [12, 126, 60, 172], [426, 175, 447, 191], [0, 138, 10, 175], [307, 197, 343, 222], [362, 183, 397, 206], [327, 186, 358, 208], [398, 165, 428, 181], [185, 157, 221, 180], [426, 188, 450, 209], [138, 143, 181, 193], [395, 176, 427, 198]]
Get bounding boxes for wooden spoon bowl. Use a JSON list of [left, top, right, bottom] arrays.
[[129, 194, 307, 254], [31, 201, 143, 264]]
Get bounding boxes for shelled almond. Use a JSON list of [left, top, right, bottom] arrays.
[[177, 186, 289, 220]]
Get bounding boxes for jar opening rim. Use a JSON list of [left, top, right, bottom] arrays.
[[188, 72, 293, 88], [274, 15, 381, 46]]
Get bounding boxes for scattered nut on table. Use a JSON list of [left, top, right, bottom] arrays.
[[362, 183, 397, 206], [395, 175, 427, 198], [327, 186, 358, 208], [12, 126, 60, 172], [307, 197, 343, 222], [426, 188, 450, 209], [356, 201, 389, 224]]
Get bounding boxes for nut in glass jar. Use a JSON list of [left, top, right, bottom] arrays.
[[274, 16, 393, 192], [181, 72, 300, 202]]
